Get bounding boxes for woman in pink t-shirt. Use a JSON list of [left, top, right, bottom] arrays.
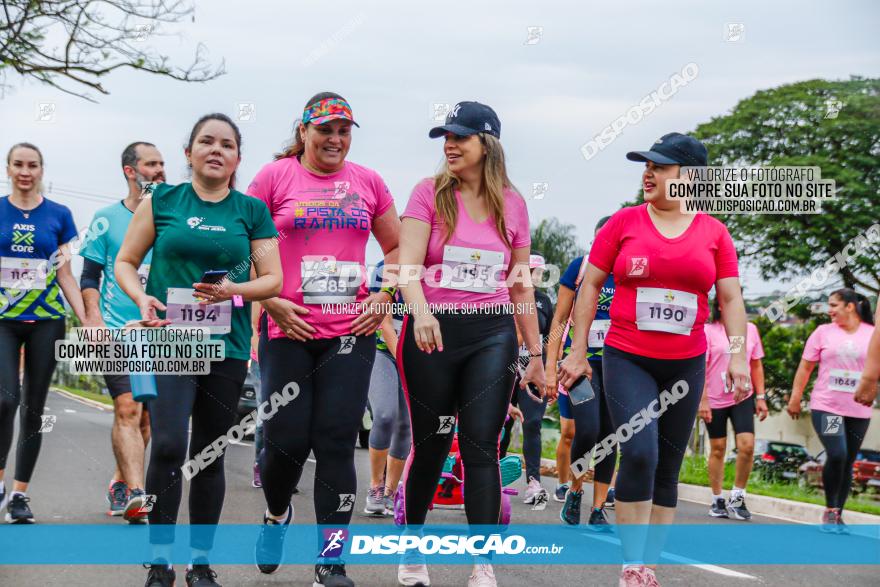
[[699, 296, 768, 522], [558, 133, 749, 587], [396, 101, 546, 587], [788, 288, 874, 532], [247, 92, 400, 586]]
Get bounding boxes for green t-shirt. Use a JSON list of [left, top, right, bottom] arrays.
[[146, 183, 277, 360]]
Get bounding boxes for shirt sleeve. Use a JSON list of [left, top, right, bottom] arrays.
[[749, 323, 765, 360], [79, 213, 108, 265], [248, 197, 279, 240], [559, 257, 583, 291], [802, 325, 823, 362], [588, 209, 623, 273], [58, 205, 78, 246], [509, 192, 531, 249], [373, 172, 395, 219], [715, 225, 739, 279], [246, 163, 276, 214], [401, 179, 435, 224]]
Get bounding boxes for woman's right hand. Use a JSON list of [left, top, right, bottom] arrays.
[[698, 398, 712, 423], [264, 298, 316, 341], [138, 295, 171, 327], [557, 353, 592, 390], [544, 360, 558, 403], [413, 312, 443, 354], [786, 396, 802, 420]]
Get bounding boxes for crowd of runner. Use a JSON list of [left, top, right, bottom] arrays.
[[1, 95, 877, 587]]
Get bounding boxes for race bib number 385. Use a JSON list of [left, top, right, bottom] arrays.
[[300, 258, 362, 304], [165, 287, 232, 334], [635, 288, 698, 335]]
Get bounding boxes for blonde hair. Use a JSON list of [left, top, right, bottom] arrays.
[[433, 133, 518, 248]]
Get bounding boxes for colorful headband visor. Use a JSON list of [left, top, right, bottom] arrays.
[[302, 97, 359, 127]]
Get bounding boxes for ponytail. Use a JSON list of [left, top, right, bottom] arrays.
[[831, 288, 874, 325]]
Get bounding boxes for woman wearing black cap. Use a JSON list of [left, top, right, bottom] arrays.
[[396, 101, 546, 587], [559, 133, 748, 587]]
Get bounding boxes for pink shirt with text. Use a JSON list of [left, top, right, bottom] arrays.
[[588, 204, 739, 359], [803, 322, 874, 419], [247, 156, 394, 340], [402, 178, 530, 308], [704, 321, 765, 409]]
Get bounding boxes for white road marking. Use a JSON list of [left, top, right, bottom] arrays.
[[64, 409, 76, 413], [582, 532, 758, 580]]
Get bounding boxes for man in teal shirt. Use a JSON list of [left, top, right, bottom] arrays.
[[79, 142, 164, 523]]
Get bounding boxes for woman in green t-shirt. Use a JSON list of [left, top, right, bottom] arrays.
[[116, 113, 282, 587]]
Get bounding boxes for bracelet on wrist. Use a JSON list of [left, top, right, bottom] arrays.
[[379, 286, 396, 300], [756, 394, 766, 400]]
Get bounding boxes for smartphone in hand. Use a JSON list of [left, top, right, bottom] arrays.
[[558, 360, 595, 406], [200, 270, 229, 284]]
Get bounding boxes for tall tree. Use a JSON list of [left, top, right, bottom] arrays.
[[1, 0, 223, 101], [694, 77, 880, 294]]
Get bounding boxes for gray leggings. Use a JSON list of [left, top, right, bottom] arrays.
[[368, 351, 411, 460]]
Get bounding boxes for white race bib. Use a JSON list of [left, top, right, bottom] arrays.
[[441, 245, 505, 293], [165, 287, 232, 334], [0, 257, 47, 290], [588, 319, 611, 348], [635, 288, 698, 335], [137, 264, 151, 289], [300, 258, 362, 304], [829, 369, 861, 393]]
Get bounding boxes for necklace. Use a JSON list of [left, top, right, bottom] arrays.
[[9, 199, 39, 219]]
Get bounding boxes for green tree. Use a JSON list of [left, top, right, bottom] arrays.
[[1, 1, 223, 101], [693, 77, 880, 294], [530, 218, 581, 296]]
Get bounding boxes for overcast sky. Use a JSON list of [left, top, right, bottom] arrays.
[[2, 0, 878, 295]]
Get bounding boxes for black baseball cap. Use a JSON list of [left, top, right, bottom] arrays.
[[626, 132, 708, 167], [429, 101, 501, 139]]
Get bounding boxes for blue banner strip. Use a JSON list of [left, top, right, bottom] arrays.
[[0, 524, 877, 565]]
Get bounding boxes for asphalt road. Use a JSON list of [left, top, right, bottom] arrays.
[[0, 391, 876, 586]]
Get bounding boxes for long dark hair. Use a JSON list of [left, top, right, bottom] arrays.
[[186, 113, 242, 189], [275, 91, 348, 160], [831, 288, 874, 325]]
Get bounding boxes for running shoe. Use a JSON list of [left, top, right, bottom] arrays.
[[125, 488, 149, 524], [143, 563, 175, 587], [588, 507, 612, 532], [252, 462, 262, 488], [709, 497, 729, 518], [820, 508, 838, 533], [0, 483, 6, 511], [398, 550, 431, 586], [559, 489, 582, 526], [553, 483, 570, 503], [726, 494, 751, 521], [835, 509, 850, 535], [364, 485, 386, 516], [523, 477, 546, 505], [255, 503, 292, 574], [384, 489, 396, 516], [618, 565, 646, 587], [467, 563, 497, 587], [314, 562, 354, 586], [643, 566, 661, 587], [6, 493, 34, 524], [604, 487, 616, 509], [107, 480, 128, 516], [186, 564, 221, 586]]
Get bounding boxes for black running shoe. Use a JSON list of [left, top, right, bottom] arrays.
[[709, 497, 728, 518], [314, 562, 354, 586], [588, 507, 613, 532], [143, 563, 176, 587], [5, 494, 34, 524], [604, 487, 615, 509], [186, 564, 221, 586], [559, 489, 582, 526], [255, 504, 292, 574], [726, 494, 752, 521]]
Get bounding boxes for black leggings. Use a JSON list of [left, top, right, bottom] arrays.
[[259, 321, 375, 525], [811, 409, 870, 510], [0, 319, 65, 483], [570, 362, 617, 485], [147, 359, 247, 549], [602, 344, 704, 507], [399, 312, 517, 525]]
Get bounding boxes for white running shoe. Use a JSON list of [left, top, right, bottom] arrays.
[[398, 562, 430, 586], [522, 477, 545, 505], [467, 563, 497, 587]]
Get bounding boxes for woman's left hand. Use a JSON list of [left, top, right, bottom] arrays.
[[193, 280, 237, 304], [520, 357, 549, 401], [350, 292, 391, 336], [727, 357, 752, 404]]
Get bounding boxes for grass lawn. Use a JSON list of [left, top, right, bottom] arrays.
[[53, 385, 113, 407]]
